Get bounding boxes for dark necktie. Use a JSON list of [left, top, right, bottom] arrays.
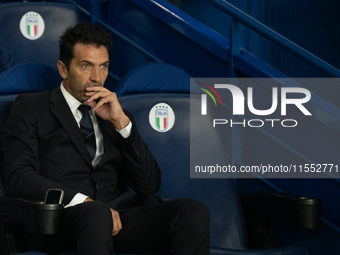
[[78, 105, 96, 161]]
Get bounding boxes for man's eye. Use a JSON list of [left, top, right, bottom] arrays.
[[83, 64, 89, 69], [101, 65, 108, 69]]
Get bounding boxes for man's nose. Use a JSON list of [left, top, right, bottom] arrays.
[[90, 67, 100, 82]]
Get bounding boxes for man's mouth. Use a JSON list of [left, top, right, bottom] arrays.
[[84, 82, 102, 88]]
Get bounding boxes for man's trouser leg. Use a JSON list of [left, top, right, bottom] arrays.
[[114, 198, 210, 255], [42, 198, 210, 255], [43, 201, 114, 255]]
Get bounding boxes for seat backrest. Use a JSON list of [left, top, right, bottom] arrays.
[[0, 62, 61, 196], [117, 63, 247, 249], [0, 46, 16, 73], [115, 62, 198, 95], [0, 2, 79, 68], [0, 62, 61, 95]]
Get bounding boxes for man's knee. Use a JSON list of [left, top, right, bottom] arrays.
[[73, 201, 113, 235], [176, 198, 210, 221], [170, 198, 210, 236], [169, 198, 210, 247]]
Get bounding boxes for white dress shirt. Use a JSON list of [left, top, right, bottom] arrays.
[[60, 83, 132, 207]]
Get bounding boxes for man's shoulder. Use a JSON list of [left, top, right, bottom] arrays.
[[12, 90, 55, 115], [17, 90, 52, 100], [15, 90, 53, 106], [5, 90, 56, 129]]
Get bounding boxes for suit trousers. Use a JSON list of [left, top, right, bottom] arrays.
[[42, 198, 210, 255]]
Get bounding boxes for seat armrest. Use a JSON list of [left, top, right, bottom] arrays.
[[240, 192, 322, 229], [0, 197, 63, 235], [210, 246, 308, 255], [239, 192, 322, 249]]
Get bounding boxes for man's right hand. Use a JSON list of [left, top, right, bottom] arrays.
[[84, 197, 93, 202], [84, 197, 122, 236], [110, 208, 122, 236]]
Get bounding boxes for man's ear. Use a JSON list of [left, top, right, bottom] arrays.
[[57, 60, 68, 79]]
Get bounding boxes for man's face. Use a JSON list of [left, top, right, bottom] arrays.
[[58, 43, 109, 103]]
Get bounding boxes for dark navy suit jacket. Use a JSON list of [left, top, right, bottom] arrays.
[[1, 86, 161, 210]]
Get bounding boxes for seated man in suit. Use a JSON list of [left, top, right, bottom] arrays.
[[1, 23, 209, 255]]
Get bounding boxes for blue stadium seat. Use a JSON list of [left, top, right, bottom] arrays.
[[0, 46, 16, 74], [115, 62, 197, 95], [116, 62, 310, 255], [0, 62, 61, 95], [0, 2, 80, 68]]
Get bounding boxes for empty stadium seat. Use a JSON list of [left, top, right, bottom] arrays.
[[115, 62, 197, 95], [0, 62, 61, 95], [0, 2, 80, 68]]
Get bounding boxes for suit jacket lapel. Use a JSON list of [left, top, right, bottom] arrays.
[[49, 87, 93, 167]]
